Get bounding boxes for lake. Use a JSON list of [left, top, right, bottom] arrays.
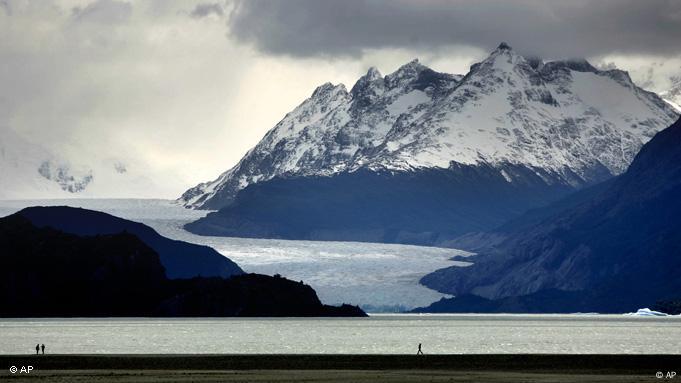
[[2, 315, 680, 355]]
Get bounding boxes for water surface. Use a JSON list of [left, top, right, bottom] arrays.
[[2, 315, 680, 355]]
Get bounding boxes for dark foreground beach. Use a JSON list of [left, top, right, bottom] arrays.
[[1, 354, 678, 382]]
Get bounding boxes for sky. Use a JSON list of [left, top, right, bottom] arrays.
[[1, 0, 681, 198]]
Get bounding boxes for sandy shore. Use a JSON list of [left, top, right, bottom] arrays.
[[1, 354, 677, 382]]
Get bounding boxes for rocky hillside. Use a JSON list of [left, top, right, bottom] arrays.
[[419, 117, 681, 313]]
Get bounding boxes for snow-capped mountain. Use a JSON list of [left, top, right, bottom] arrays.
[[661, 76, 681, 111], [0, 126, 167, 199], [181, 43, 678, 210]]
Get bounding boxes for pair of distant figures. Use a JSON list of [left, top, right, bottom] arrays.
[[35, 344, 45, 355]]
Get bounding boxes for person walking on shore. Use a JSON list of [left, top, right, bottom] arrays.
[[417, 343, 423, 355], [35, 344, 39, 355], [41, 344, 45, 355]]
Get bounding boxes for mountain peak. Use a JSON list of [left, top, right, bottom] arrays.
[[393, 58, 427, 74], [365, 66, 382, 81], [311, 82, 347, 99], [384, 58, 430, 88], [496, 41, 512, 51], [351, 66, 385, 98], [312, 82, 334, 95], [468, 42, 527, 74]]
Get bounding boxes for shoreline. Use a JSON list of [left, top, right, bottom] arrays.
[[2, 354, 677, 382], [2, 354, 678, 371]]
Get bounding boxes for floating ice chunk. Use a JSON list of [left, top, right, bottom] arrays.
[[624, 308, 669, 317]]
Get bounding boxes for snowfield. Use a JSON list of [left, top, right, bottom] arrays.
[[0, 199, 472, 311]]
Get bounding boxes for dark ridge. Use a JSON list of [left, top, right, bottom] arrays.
[[0, 214, 365, 317], [184, 164, 581, 246], [17, 206, 243, 279]]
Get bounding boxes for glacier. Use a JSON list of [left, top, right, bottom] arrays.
[[0, 199, 471, 311]]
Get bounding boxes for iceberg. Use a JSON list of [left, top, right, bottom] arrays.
[[624, 308, 669, 317]]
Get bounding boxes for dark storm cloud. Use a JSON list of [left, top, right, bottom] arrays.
[[72, 0, 132, 24], [190, 3, 224, 19], [226, 0, 681, 59]]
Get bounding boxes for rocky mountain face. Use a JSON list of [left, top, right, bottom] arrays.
[[419, 117, 681, 313], [181, 43, 677, 245], [181, 43, 677, 211], [0, 212, 365, 317]]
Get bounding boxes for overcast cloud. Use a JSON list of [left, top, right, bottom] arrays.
[[228, 0, 681, 59], [190, 2, 223, 19], [1, 0, 680, 198]]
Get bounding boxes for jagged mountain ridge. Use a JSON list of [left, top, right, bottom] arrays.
[[181, 42, 678, 209]]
